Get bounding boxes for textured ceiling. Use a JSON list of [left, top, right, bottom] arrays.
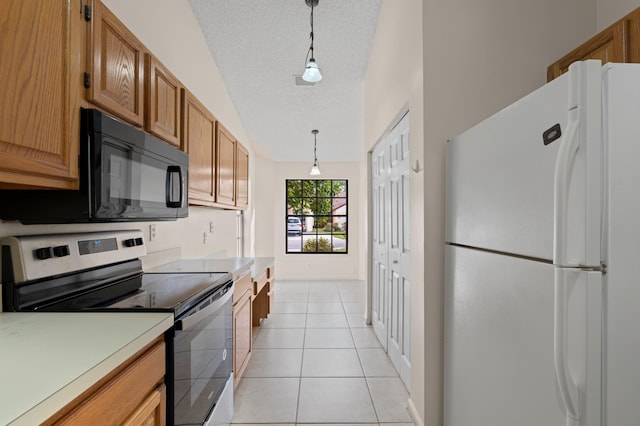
[[188, 0, 382, 163]]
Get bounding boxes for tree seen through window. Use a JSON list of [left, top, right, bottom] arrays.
[[286, 179, 347, 253]]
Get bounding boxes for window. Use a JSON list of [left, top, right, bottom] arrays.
[[286, 179, 348, 253]]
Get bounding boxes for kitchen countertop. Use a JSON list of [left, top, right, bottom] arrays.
[[147, 257, 256, 278], [147, 257, 275, 281], [250, 257, 275, 279], [0, 312, 174, 426]]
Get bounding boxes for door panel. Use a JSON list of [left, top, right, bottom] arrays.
[[444, 244, 601, 426], [446, 61, 601, 266], [370, 112, 411, 386], [371, 144, 388, 350], [387, 115, 411, 387]]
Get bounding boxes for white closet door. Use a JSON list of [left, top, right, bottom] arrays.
[[370, 112, 411, 388], [371, 138, 389, 351]]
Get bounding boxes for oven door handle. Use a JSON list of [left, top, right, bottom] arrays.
[[175, 283, 234, 331]]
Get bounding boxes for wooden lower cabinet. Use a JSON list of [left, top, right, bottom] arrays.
[[232, 272, 253, 386], [44, 339, 166, 426], [233, 288, 252, 387]]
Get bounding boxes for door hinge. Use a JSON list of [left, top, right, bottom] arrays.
[[83, 72, 91, 89], [84, 5, 92, 21]]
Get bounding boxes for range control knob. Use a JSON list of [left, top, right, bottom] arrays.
[[124, 238, 136, 247], [34, 247, 53, 260], [53, 245, 70, 257]]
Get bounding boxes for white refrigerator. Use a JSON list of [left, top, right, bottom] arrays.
[[445, 60, 640, 426]]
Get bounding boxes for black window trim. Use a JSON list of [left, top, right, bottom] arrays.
[[285, 178, 348, 254]]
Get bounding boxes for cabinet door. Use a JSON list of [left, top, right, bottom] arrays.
[[236, 142, 249, 209], [88, 0, 145, 126], [547, 20, 626, 81], [0, 0, 82, 189], [183, 90, 216, 206], [123, 384, 166, 426], [233, 290, 252, 386], [216, 123, 237, 206], [49, 340, 166, 425], [145, 54, 182, 147]]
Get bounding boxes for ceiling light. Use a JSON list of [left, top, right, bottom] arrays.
[[302, 0, 322, 83], [310, 129, 321, 176]]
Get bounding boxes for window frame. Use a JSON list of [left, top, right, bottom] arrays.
[[285, 179, 348, 254]]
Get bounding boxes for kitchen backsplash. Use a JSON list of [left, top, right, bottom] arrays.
[[0, 206, 242, 259]]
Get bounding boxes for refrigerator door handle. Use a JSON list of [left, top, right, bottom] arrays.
[[554, 268, 581, 426], [553, 106, 580, 266]]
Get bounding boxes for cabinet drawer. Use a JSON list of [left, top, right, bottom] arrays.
[[253, 271, 268, 296], [233, 272, 252, 304]]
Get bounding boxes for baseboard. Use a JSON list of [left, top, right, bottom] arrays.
[[407, 397, 424, 426]]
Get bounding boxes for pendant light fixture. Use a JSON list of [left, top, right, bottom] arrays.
[[310, 129, 321, 176], [302, 0, 322, 83]]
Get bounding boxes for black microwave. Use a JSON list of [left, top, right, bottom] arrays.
[[0, 108, 188, 223]]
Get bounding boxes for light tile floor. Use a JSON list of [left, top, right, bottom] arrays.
[[232, 280, 414, 426]]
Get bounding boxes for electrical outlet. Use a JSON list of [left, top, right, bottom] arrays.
[[209, 221, 215, 233], [203, 232, 208, 244], [149, 224, 157, 241]]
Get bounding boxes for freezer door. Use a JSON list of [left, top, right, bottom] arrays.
[[446, 60, 602, 266], [444, 245, 602, 426]]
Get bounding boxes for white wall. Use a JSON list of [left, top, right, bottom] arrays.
[[598, 0, 640, 30], [364, 0, 424, 422], [418, 1, 596, 425], [271, 162, 362, 281], [0, 1, 257, 260], [253, 154, 276, 258], [365, 0, 597, 425]]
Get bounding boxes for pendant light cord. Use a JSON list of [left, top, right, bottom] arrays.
[[305, 3, 315, 65]]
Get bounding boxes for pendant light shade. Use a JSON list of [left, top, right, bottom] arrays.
[[310, 129, 321, 176], [302, 0, 323, 83], [303, 58, 322, 83]]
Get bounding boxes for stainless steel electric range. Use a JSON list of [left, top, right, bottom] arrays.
[[0, 230, 234, 426]]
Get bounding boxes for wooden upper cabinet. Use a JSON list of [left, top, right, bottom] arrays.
[[0, 0, 83, 189], [236, 142, 249, 209], [216, 123, 237, 207], [548, 7, 640, 81], [87, 0, 145, 127], [183, 90, 216, 206], [145, 54, 183, 147]]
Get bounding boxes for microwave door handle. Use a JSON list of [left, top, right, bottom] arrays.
[[165, 165, 183, 208], [175, 284, 234, 331]]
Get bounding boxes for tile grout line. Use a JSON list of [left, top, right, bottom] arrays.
[[343, 288, 382, 425]]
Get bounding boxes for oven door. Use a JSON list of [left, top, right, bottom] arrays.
[[172, 281, 234, 426]]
